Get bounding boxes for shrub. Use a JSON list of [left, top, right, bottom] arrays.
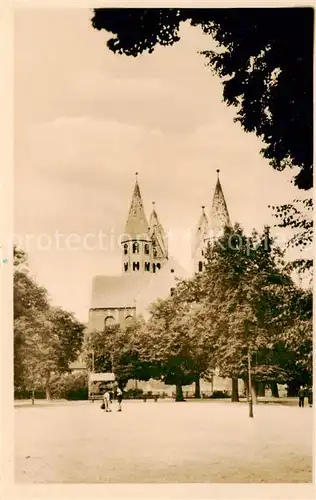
[[210, 390, 231, 399], [124, 388, 144, 399]]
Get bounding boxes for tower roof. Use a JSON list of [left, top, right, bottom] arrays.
[[124, 174, 150, 241], [192, 206, 209, 256], [149, 202, 168, 258], [209, 170, 231, 234]]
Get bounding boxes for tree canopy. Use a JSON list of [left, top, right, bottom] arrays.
[[92, 7, 313, 190], [83, 225, 312, 404], [14, 247, 86, 398]]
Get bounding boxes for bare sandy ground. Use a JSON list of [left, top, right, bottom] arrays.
[[15, 400, 313, 483]]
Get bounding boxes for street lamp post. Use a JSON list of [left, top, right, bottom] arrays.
[[248, 347, 254, 418]]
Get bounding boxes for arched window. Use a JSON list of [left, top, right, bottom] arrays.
[[133, 261, 140, 271], [124, 243, 128, 255], [153, 263, 156, 273], [170, 288, 175, 296], [144, 243, 150, 255], [201, 249, 204, 257], [132, 242, 139, 254], [156, 263, 161, 270], [198, 261, 203, 272], [124, 262, 128, 272], [153, 249, 158, 258], [144, 262, 150, 271], [125, 315, 134, 326], [105, 316, 115, 326]]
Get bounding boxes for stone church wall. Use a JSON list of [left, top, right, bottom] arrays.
[[88, 307, 136, 332]]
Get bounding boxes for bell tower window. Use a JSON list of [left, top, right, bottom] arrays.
[[133, 262, 140, 271], [153, 263, 156, 273], [132, 242, 139, 254], [144, 243, 150, 255], [124, 243, 128, 255], [156, 263, 161, 270], [145, 262, 150, 272], [124, 262, 128, 272], [198, 261, 203, 272]]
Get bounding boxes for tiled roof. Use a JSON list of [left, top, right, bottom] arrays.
[[149, 203, 168, 258], [192, 206, 209, 256], [209, 173, 231, 233], [124, 178, 150, 241], [91, 274, 152, 309]]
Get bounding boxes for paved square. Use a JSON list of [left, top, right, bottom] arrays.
[[15, 400, 313, 483]]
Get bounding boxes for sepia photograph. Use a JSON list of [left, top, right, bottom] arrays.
[[12, 5, 313, 488]]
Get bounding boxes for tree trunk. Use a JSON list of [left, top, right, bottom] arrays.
[[31, 388, 35, 405], [45, 373, 51, 401], [271, 381, 279, 398], [251, 380, 257, 405], [175, 381, 184, 402], [194, 375, 201, 399], [257, 382, 265, 397], [231, 378, 239, 402]]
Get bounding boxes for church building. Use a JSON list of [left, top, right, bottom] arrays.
[[88, 172, 188, 333], [87, 170, 238, 396]]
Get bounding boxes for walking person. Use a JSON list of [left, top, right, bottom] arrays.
[[298, 386, 305, 407], [116, 386, 123, 412], [307, 386, 312, 407]]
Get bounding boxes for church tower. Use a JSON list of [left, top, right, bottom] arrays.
[[149, 201, 168, 273], [121, 173, 152, 274], [192, 205, 209, 274], [208, 169, 231, 238], [192, 170, 231, 274]]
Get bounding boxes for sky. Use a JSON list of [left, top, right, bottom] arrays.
[[14, 8, 307, 322]]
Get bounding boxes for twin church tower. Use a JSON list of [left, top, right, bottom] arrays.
[[121, 170, 231, 276]]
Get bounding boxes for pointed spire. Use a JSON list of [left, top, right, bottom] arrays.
[[149, 201, 168, 258], [209, 170, 231, 234], [192, 205, 209, 256], [124, 174, 150, 240]]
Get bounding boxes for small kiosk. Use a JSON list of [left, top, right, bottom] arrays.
[[88, 372, 116, 401]]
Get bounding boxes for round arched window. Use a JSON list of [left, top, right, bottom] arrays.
[[104, 316, 115, 326], [124, 243, 128, 255], [125, 315, 134, 326]]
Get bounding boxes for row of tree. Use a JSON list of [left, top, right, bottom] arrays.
[[14, 247, 85, 400], [84, 225, 312, 402]]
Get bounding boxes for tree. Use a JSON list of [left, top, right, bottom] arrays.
[[143, 295, 215, 401], [91, 7, 313, 190], [14, 247, 50, 391], [83, 319, 156, 388], [270, 198, 313, 276], [14, 246, 85, 398], [194, 224, 307, 412]]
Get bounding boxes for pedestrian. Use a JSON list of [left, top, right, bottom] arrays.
[[103, 388, 112, 412], [283, 384, 288, 398], [116, 386, 123, 412], [298, 386, 305, 407], [307, 386, 313, 407]]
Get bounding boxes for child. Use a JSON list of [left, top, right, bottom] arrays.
[[117, 387, 123, 412], [103, 389, 112, 412]]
